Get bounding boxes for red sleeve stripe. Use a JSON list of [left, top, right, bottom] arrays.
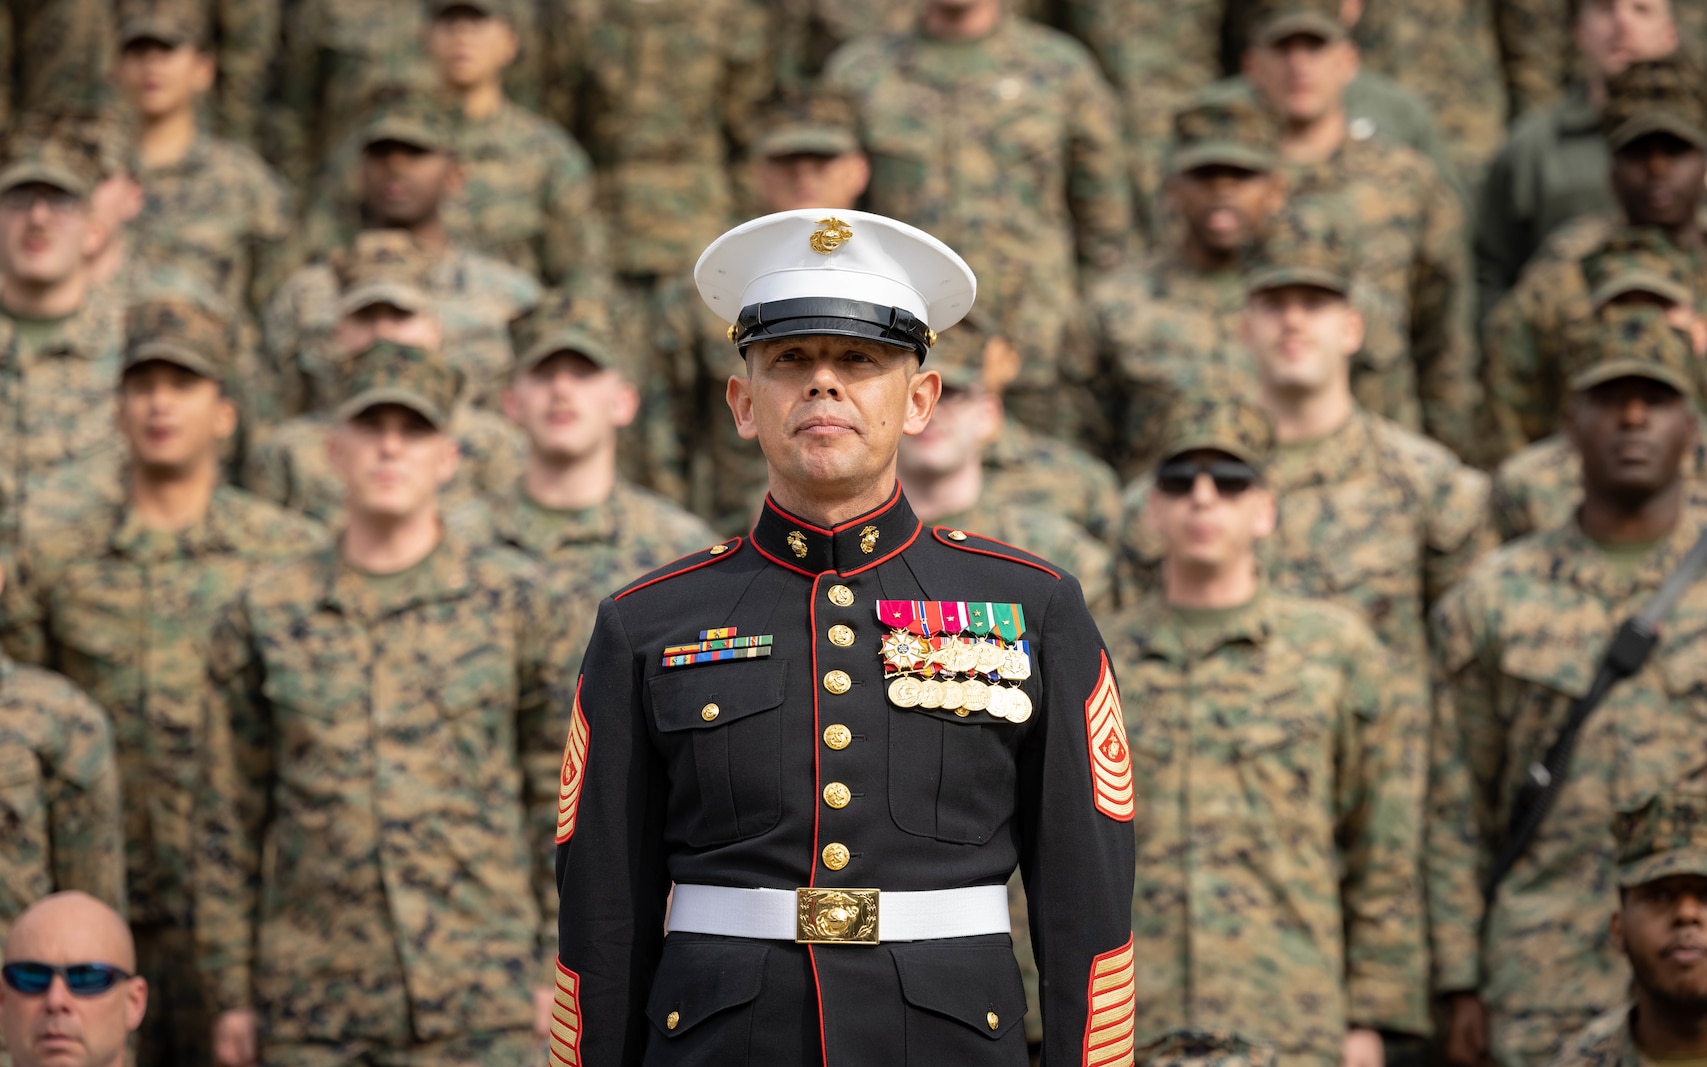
[[549, 959, 584, 1065], [1083, 935, 1136, 1067], [556, 679, 590, 844], [1085, 651, 1134, 822]]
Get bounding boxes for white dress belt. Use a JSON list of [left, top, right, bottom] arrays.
[[667, 883, 1011, 943]]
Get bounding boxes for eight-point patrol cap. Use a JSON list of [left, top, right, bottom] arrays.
[[509, 291, 636, 377], [696, 209, 976, 361], [359, 85, 457, 154], [1169, 97, 1281, 176], [0, 121, 101, 199], [1565, 303, 1697, 395], [1244, 197, 1359, 297], [1138, 1029, 1278, 1067], [1154, 373, 1276, 473], [118, 0, 208, 47], [1245, 0, 1348, 48], [123, 299, 231, 383], [1602, 56, 1707, 152], [1581, 228, 1695, 311], [429, 0, 520, 22], [1614, 789, 1707, 888], [336, 341, 462, 429], [925, 301, 1017, 393], [333, 231, 436, 318], [754, 91, 861, 160]]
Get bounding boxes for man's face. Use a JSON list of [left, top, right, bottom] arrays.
[[1577, 0, 1677, 80], [1568, 375, 1697, 500], [1611, 133, 1707, 228], [360, 142, 459, 228], [427, 8, 518, 91], [0, 183, 95, 288], [753, 152, 871, 213], [1614, 874, 1707, 1013], [1242, 284, 1364, 396], [1170, 165, 1285, 255], [333, 304, 442, 361], [115, 361, 235, 473], [1243, 34, 1358, 124], [0, 915, 145, 1067], [501, 350, 638, 462], [114, 38, 214, 120], [1144, 448, 1276, 571], [328, 404, 458, 520], [898, 386, 1000, 479], [728, 335, 939, 500]]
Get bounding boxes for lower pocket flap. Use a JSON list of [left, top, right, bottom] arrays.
[[893, 943, 1027, 1040], [645, 939, 770, 1037]]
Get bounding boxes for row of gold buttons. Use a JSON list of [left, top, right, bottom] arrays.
[[822, 584, 856, 871]]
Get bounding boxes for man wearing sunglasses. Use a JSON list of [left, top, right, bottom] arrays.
[[1, 892, 144, 1067], [1104, 383, 1423, 1067]]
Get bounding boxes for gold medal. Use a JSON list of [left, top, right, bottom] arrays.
[[918, 679, 945, 709], [1000, 647, 1032, 681], [888, 676, 923, 708], [961, 678, 991, 712], [974, 641, 1005, 673], [943, 639, 979, 675], [940, 679, 964, 710], [1005, 688, 1033, 723], [985, 686, 1012, 721]]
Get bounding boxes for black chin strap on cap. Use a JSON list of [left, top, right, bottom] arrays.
[[731, 298, 938, 360]]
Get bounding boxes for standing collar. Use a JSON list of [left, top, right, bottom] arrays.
[[751, 483, 922, 576]]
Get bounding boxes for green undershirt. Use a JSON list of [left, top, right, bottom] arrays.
[[354, 548, 435, 598], [1591, 537, 1661, 580], [9, 311, 74, 357]]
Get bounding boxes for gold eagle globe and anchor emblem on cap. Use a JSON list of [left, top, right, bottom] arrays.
[[809, 217, 854, 255]]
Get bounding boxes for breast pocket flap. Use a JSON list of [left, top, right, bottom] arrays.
[[648, 660, 788, 733]]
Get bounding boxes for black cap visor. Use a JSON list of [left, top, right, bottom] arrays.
[[733, 297, 933, 360]]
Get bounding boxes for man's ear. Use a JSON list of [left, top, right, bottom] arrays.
[[1250, 486, 1278, 539], [213, 394, 238, 443], [609, 379, 641, 429], [902, 367, 943, 436], [125, 976, 149, 1032], [727, 372, 758, 441], [435, 433, 461, 488]]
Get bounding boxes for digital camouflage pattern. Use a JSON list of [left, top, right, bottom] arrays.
[[1577, 228, 1695, 312], [203, 0, 278, 147], [123, 294, 234, 382], [825, 17, 1133, 407], [1245, 194, 1357, 295], [1, 485, 326, 1067], [542, 0, 772, 279], [982, 420, 1124, 549], [769, 0, 915, 93], [1151, 378, 1275, 471], [1139, 1029, 1282, 1067], [258, 1029, 540, 1067], [193, 530, 575, 1045], [1615, 787, 1707, 885], [243, 406, 526, 527], [1103, 590, 1427, 1064], [1564, 301, 1699, 394], [934, 496, 1115, 616], [1495, 0, 1707, 120], [1167, 95, 1281, 174], [335, 340, 462, 428], [1541, 1006, 1642, 1067], [1598, 55, 1707, 151], [0, 0, 114, 131], [1426, 509, 1707, 1067]]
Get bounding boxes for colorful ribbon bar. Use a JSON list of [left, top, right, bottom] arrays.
[[663, 635, 773, 656], [877, 600, 1025, 640], [662, 645, 774, 668], [700, 627, 737, 641]]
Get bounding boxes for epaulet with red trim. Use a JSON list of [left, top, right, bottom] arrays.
[[611, 537, 745, 601], [929, 526, 1062, 581]]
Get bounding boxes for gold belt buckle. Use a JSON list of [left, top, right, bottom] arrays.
[[795, 887, 881, 945]]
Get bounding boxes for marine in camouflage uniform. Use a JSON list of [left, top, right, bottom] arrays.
[[1497, 0, 1707, 120], [1086, 95, 1284, 475], [1482, 58, 1707, 463], [0, 0, 112, 130], [1104, 387, 1427, 1067], [199, 0, 277, 148], [0, 299, 326, 1067], [824, 5, 1133, 435], [195, 337, 574, 1066], [1429, 306, 1707, 1067]]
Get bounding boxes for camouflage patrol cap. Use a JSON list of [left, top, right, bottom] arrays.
[[1602, 57, 1707, 151], [118, 0, 208, 47], [1566, 303, 1696, 394], [1615, 790, 1707, 888], [1155, 374, 1275, 472], [1139, 1030, 1278, 1067], [336, 341, 461, 429], [1169, 97, 1281, 175], [509, 292, 635, 377], [1582, 229, 1695, 310], [428, 0, 522, 22], [1244, 198, 1358, 297], [1245, 0, 1348, 47], [0, 119, 103, 198], [123, 299, 230, 382], [755, 91, 861, 160], [333, 231, 436, 318], [926, 301, 1012, 392], [359, 86, 457, 154]]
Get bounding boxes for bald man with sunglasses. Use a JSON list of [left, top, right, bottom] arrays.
[[1, 892, 145, 1067]]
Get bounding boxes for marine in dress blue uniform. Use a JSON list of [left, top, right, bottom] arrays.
[[552, 209, 1138, 1067]]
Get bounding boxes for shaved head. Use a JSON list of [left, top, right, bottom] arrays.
[[2, 893, 144, 1067]]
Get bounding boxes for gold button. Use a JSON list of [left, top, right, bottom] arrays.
[[823, 724, 852, 750], [700, 703, 720, 722], [986, 1012, 999, 1030], [828, 624, 855, 647], [948, 530, 968, 541], [823, 782, 851, 808], [823, 670, 851, 695], [827, 584, 855, 607], [822, 842, 850, 870], [708, 544, 727, 555], [666, 1010, 680, 1030]]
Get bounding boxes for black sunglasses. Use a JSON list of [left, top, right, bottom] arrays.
[[1, 962, 132, 996], [1155, 460, 1260, 498]]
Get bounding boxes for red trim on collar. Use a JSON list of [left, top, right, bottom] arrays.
[[931, 527, 1061, 580], [750, 536, 819, 577], [611, 538, 743, 601], [840, 519, 921, 576], [762, 482, 905, 536]]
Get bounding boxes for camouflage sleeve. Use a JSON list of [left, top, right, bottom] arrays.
[[45, 688, 126, 912], [0, 545, 53, 667], [1473, 141, 1528, 329], [1496, 0, 1569, 119], [1115, 478, 1163, 604], [194, 597, 274, 1014], [241, 431, 293, 506], [1487, 467, 1535, 543], [1425, 584, 1497, 994], [1057, 0, 1223, 102], [212, 0, 280, 146], [1065, 54, 1134, 273], [1336, 623, 1429, 1033], [1410, 164, 1482, 463], [1479, 280, 1550, 463], [1423, 464, 1497, 608], [246, 167, 300, 322], [265, 0, 324, 191], [647, 281, 706, 498], [539, 135, 612, 300], [716, 0, 775, 156], [514, 574, 578, 983]]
